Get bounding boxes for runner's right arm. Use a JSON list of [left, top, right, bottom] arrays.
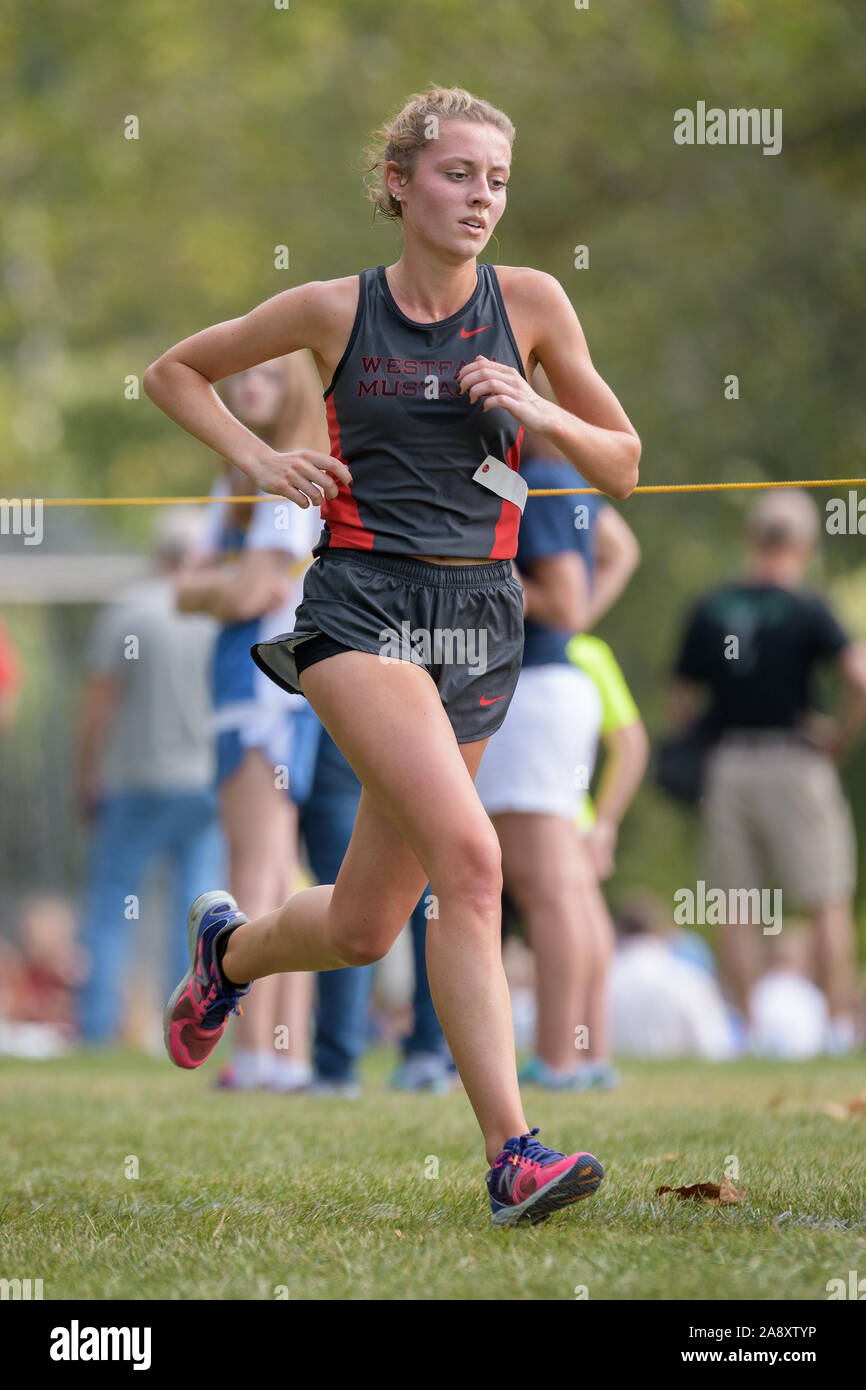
[[143, 283, 352, 506]]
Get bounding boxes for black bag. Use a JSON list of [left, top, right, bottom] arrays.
[[654, 719, 715, 806]]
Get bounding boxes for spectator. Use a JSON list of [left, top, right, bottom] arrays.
[[609, 901, 736, 1060], [474, 366, 644, 1090], [669, 488, 866, 1052], [178, 354, 324, 1092], [15, 893, 84, 1032], [748, 924, 828, 1060], [76, 510, 223, 1042], [0, 617, 21, 734]]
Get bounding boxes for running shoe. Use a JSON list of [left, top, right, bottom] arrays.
[[390, 1051, 454, 1094], [164, 891, 251, 1070], [579, 1060, 620, 1090], [307, 1077, 363, 1099], [270, 1059, 314, 1093], [518, 1056, 576, 1089], [519, 1056, 620, 1090], [214, 1064, 269, 1092], [486, 1127, 604, 1226]]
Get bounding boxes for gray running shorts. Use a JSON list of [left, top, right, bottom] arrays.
[[250, 549, 525, 744]]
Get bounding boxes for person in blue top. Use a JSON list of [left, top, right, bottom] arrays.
[[475, 366, 643, 1089], [177, 354, 325, 1091]]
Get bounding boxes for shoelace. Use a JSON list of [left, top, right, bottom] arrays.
[[200, 967, 245, 1029], [508, 1127, 562, 1168]]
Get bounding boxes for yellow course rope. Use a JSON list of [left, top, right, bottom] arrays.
[[26, 477, 866, 506]]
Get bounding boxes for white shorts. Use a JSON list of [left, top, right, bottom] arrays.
[[473, 663, 603, 818]]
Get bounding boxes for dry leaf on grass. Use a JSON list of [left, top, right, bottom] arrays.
[[819, 1095, 866, 1120], [717, 1175, 745, 1205], [655, 1175, 744, 1206], [822, 1101, 853, 1121]]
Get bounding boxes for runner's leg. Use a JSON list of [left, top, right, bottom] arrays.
[[222, 650, 528, 1160]]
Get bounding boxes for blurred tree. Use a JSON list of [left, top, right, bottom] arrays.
[[2, 0, 864, 936]]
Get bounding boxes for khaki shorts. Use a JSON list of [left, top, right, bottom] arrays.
[[702, 733, 857, 907]]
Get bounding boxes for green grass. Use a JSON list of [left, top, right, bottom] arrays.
[[1, 1050, 865, 1300]]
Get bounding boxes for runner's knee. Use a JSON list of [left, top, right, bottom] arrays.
[[332, 934, 392, 968], [431, 823, 503, 916], [329, 910, 406, 968]]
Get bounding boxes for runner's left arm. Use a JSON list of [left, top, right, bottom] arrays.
[[457, 270, 640, 500]]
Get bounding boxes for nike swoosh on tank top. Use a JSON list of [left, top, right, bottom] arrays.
[[317, 262, 527, 560]]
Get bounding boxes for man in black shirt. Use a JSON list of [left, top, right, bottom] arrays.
[[670, 489, 866, 1051]]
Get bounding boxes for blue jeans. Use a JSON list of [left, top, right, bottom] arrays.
[[300, 730, 374, 1082], [403, 894, 447, 1057], [77, 789, 225, 1042]]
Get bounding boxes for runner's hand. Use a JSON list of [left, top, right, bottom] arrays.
[[457, 356, 553, 431], [799, 711, 843, 762], [247, 449, 353, 508], [587, 817, 618, 881], [223, 576, 292, 623]]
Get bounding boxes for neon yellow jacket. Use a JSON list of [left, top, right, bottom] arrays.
[[565, 634, 641, 829]]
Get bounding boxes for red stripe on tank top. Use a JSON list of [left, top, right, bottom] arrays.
[[321, 395, 375, 550], [489, 426, 525, 559]]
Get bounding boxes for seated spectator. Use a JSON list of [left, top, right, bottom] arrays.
[[610, 901, 736, 1060], [748, 924, 828, 1060]]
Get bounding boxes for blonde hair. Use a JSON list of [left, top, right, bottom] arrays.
[[363, 85, 516, 225], [747, 487, 820, 551]]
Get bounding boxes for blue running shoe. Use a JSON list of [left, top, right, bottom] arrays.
[[519, 1056, 621, 1090], [579, 1061, 621, 1090], [163, 891, 251, 1070], [486, 1127, 604, 1226], [518, 1056, 589, 1089]]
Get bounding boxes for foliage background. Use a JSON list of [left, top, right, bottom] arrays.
[[2, 0, 864, 941]]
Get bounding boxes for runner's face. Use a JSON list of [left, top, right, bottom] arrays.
[[399, 121, 511, 257], [224, 361, 285, 428]]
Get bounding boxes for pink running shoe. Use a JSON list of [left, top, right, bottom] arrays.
[[163, 891, 251, 1070], [486, 1127, 605, 1226]]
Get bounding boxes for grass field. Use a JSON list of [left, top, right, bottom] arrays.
[[1, 1049, 864, 1301]]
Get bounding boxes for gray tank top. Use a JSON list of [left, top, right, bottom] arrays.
[[316, 263, 527, 559]]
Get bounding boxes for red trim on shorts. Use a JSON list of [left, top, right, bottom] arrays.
[[321, 396, 375, 551], [489, 426, 524, 559]]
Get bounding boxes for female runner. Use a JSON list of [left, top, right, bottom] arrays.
[[144, 86, 640, 1226]]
